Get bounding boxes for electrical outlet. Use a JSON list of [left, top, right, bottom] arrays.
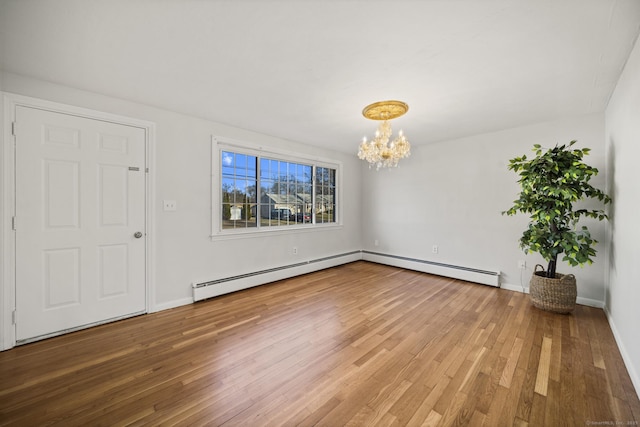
[[374, 239, 379, 247], [432, 245, 438, 254], [518, 260, 526, 269], [163, 200, 177, 211], [292, 247, 298, 255]]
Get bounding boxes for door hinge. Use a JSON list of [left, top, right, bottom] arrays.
[[11, 121, 17, 137], [11, 216, 16, 231], [12, 310, 17, 325]]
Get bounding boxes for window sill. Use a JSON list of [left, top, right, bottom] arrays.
[[210, 223, 343, 241]]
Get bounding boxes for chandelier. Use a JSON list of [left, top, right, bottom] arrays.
[[357, 100, 411, 170]]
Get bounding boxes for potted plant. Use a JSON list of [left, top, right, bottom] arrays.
[[503, 140, 611, 313]]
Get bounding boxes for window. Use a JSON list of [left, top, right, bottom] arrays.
[[221, 151, 257, 230], [315, 167, 336, 224], [219, 147, 338, 233]]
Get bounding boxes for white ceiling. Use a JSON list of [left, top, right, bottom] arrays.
[[1, 0, 639, 153]]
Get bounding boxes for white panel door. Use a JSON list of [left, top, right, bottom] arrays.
[[15, 106, 146, 341]]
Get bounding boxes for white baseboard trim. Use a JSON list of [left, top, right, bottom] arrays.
[[604, 306, 640, 400], [500, 282, 604, 308], [576, 296, 604, 308], [499, 283, 528, 294], [152, 297, 194, 313]]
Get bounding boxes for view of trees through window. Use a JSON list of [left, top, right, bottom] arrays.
[[221, 150, 336, 231], [315, 167, 336, 224]]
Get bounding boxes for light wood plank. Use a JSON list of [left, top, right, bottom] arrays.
[[534, 336, 553, 396], [500, 337, 524, 388]]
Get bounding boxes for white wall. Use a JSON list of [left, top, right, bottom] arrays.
[[0, 68, 6, 348], [605, 34, 640, 395], [361, 113, 609, 305], [0, 72, 363, 311]]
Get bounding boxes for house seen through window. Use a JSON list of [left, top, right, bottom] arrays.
[[221, 150, 336, 231]]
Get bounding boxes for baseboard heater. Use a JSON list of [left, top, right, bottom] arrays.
[[362, 250, 501, 287], [192, 251, 362, 302]]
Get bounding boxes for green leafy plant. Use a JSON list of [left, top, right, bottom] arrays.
[[503, 141, 611, 278]]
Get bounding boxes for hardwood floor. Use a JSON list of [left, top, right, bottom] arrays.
[[1, 261, 638, 426]]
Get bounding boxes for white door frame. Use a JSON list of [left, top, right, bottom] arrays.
[[1, 92, 156, 350]]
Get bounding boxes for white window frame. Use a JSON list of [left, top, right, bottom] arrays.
[[211, 135, 342, 239]]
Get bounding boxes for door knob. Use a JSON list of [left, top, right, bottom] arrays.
[[134, 231, 143, 238]]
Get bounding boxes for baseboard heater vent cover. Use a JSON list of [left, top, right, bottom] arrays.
[[362, 251, 501, 287], [192, 251, 361, 301]]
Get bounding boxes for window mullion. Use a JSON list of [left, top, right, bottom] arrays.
[[256, 155, 261, 230], [312, 166, 316, 224]]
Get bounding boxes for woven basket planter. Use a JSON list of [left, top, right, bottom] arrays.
[[529, 264, 577, 314]]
